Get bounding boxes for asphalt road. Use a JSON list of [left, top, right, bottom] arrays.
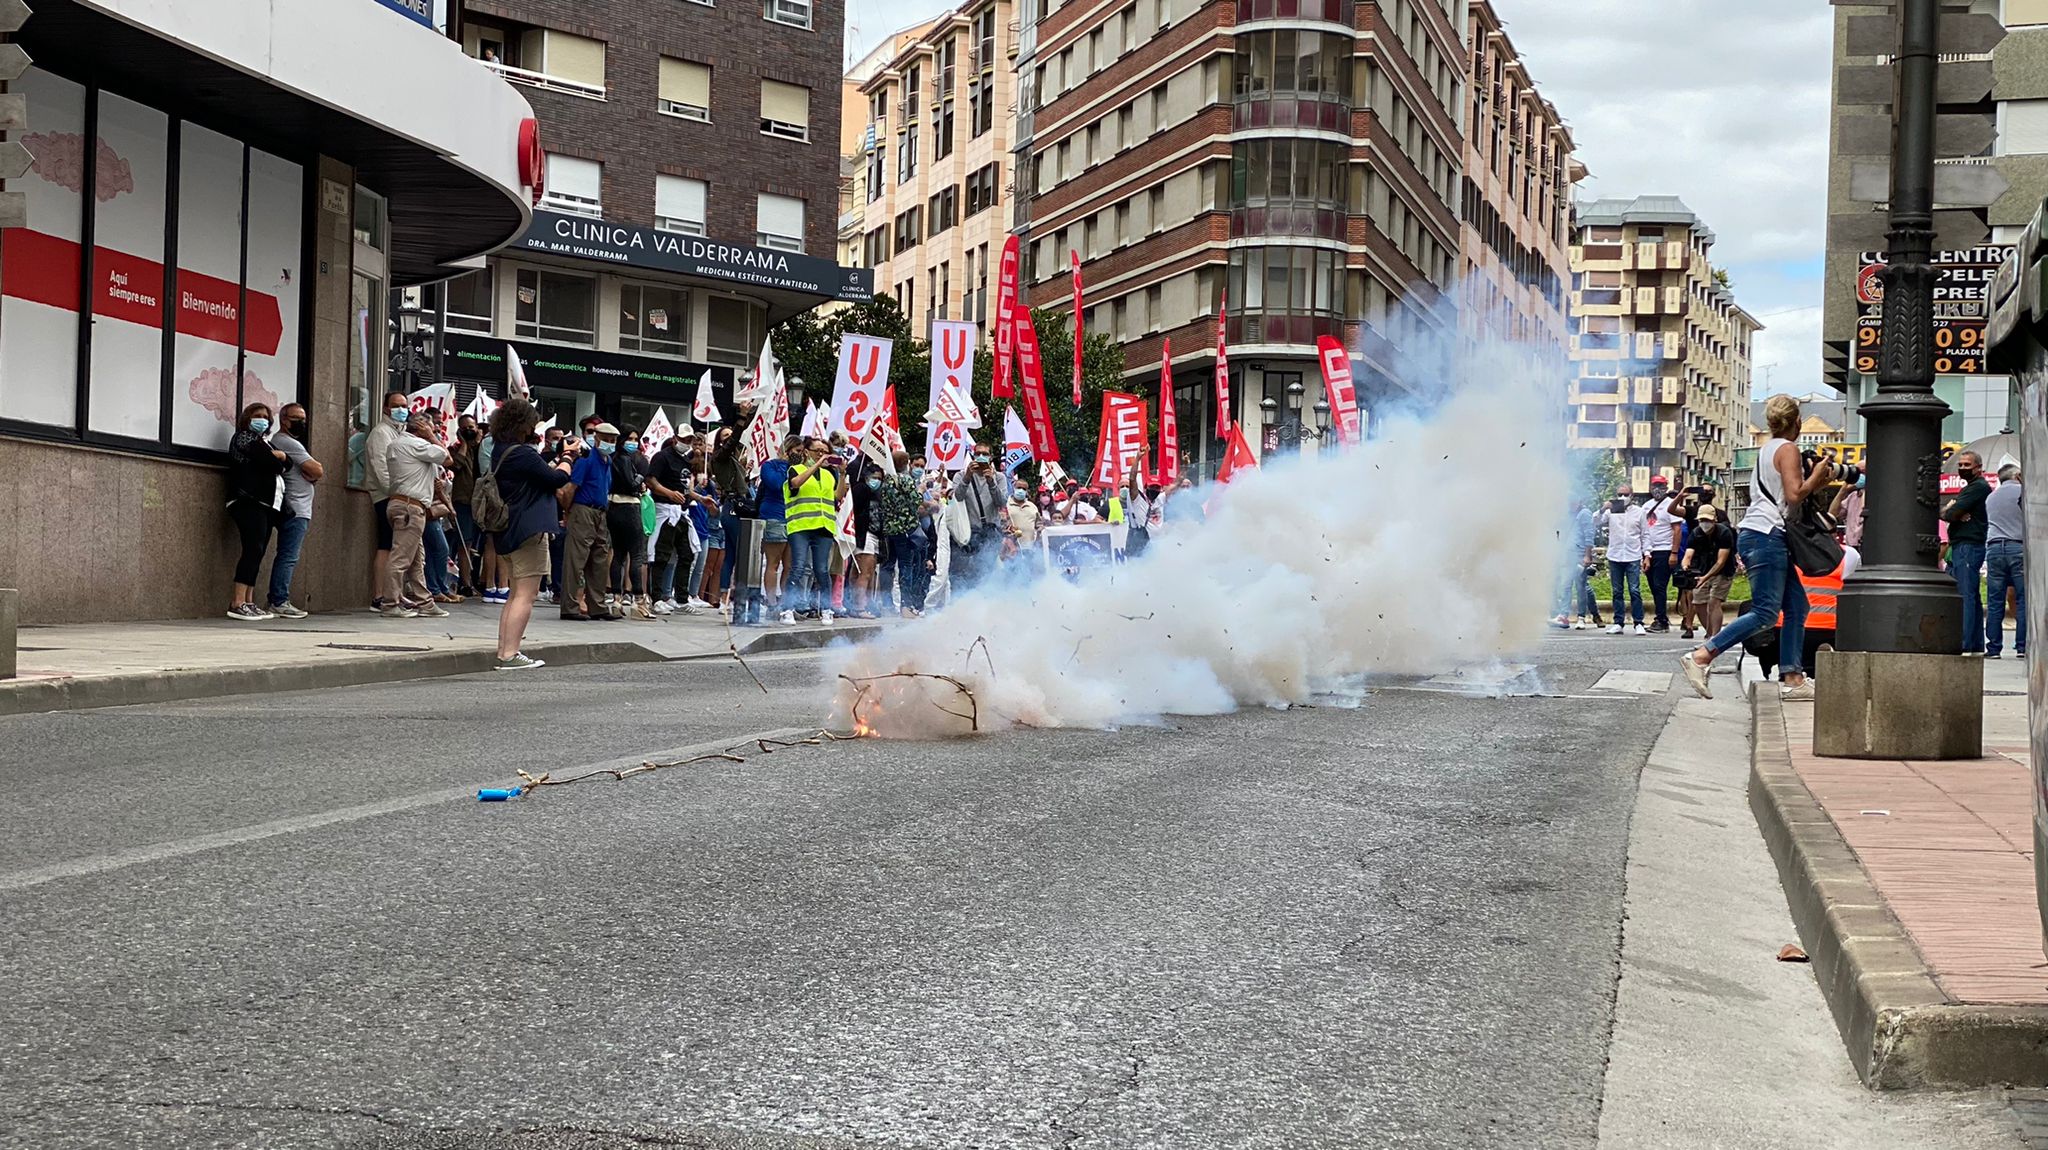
[[0, 634, 1968, 1148]]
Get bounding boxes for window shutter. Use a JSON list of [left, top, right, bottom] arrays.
[[543, 32, 607, 87], [761, 80, 811, 127], [546, 154, 602, 201], [658, 175, 707, 224], [660, 58, 711, 110], [756, 193, 805, 243], [2005, 99, 2048, 155]]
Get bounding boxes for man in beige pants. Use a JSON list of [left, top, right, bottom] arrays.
[[382, 412, 452, 619], [560, 422, 618, 621]]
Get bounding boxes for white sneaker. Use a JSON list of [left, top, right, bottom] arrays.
[[680, 602, 705, 615], [415, 603, 449, 618], [779, 610, 797, 625], [821, 610, 835, 624], [1571, 621, 1590, 631], [686, 597, 712, 609], [653, 599, 675, 615], [1606, 624, 1623, 635], [381, 605, 418, 619], [226, 604, 272, 622], [269, 602, 308, 619], [538, 590, 555, 604], [1781, 680, 1816, 702], [1632, 624, 1648, 636]]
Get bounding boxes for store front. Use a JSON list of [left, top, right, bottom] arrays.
[[0, 0, 536, 623]]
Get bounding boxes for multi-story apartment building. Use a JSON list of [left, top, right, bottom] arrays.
[[1567, 196, 1761, 493], [436, 0, 870, 429], [838, 20, 944, 280], [1822, 0, 2032, 442], [1458, 0, 1578, 355], [851, 1, 1018, 337], [1013, 0, 1468, 471]]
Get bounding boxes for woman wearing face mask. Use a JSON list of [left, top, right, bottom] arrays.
[[606, 426, 654, 619], [757, 435, 798, 616], [225, 402, 288, 621], [847, 464, 883, 618], [875, 451, 928, 618]]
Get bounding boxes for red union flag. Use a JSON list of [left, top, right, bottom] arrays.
[[1092, 391, 1149, 487], [829, 333, 894, 441], [1070, 250, 1084, 408], [1216, 424, 1258, 484], [1155, 338, 1179, 486], [1315, 335, 1363, 445], [1214, 289, 1231, 437], [1013, 307, 1059, 460], [994, 234, 1020, 399]]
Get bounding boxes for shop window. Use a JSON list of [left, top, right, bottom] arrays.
[[541, 154, 602, 217], [656, 174, 708, 236], [514, 268, 597, 345], [618, 282, 690, 357], [706, 295, 767, 368], [760, 79, 811, 142], [0, 68, 86, 429], [756, 193, 806, 252], [659, 58, 712, 122], [443, 269, 494, 333]]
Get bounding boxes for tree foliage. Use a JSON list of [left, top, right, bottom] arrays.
[[1571, 449, 1628, 506]]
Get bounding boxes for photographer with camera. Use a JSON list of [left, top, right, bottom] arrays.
[[1681, 394, 1836, 701], [1943, 450, 1993, 656], [781, 436, 844, 624], [1678, 504, 1735, 640]]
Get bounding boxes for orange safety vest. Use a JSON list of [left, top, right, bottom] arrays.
[[1779, 561, 1845, 631]]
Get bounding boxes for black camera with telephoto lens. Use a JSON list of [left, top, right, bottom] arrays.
[[1800, 448, 1860, 489]]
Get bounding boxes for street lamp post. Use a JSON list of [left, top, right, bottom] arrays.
[[1837, 0, 1961, 656], [391, 296, 426, 394], [1260, 378, 1331, 454]]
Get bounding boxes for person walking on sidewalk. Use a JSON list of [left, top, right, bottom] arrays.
[[561, 424, 618, 621], [265, 403, 323, 619], [1603, 485, 1648, 635], [1944, 450, 1993, 656], [225, 403, 287, 622], [381, 412, 451, 620], [1643, 476, 1679, 632], [1985, 464, 2026, 659], [363, 391, 410, 608], [1681, 394, 1836, 701], [487, 398, 574, 670], [876, 451, 929, 617]]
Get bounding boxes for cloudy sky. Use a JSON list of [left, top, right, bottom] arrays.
[[844, 0, 1833, 397]]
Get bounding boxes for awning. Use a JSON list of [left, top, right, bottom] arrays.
[[24, 0, 536, 284]]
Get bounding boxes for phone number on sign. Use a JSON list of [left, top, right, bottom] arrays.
[[1854, 317, 1986, 375]]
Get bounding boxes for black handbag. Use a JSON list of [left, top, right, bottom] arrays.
[[1785, 499, 1845, 578]]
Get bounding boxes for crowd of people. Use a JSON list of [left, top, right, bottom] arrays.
[[224, 385, 1202, 671]]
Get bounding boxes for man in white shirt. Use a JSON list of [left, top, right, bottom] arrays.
[[1643, 475, 1680, 633], [1603, 485, 1648, 635], [381, 412, 452, 620], [362, 391, 410, 607]]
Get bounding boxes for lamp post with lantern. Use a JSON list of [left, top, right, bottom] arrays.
[[1260, 376, 1331, 455]]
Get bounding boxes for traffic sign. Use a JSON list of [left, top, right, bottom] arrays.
[[0, 0, 31, 36], [0, 43, 31, 83], [1836, 113, 1996, 160], [1837, 60, 1993, 107], [1829, 210, 1989, 253], [0, 141, 32, 181]]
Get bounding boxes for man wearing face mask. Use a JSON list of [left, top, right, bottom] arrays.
[[381, 412, 452, 619], [1943, 450, 1993, 655], [953, 442, 1005, 590], [781, 436, 843, 624], [876, 451, 929, 618], [1602, 484, 1648, 636], [363, 391, 411, 607], [265, 403, 323, 619], [560, 423, 619, 621]]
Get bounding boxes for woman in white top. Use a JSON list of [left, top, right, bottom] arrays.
[[1679, 394, 1837, 700]]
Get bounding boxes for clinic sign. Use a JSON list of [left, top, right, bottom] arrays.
[[368, 0, 434, 27], [517, 210, 875, 302]]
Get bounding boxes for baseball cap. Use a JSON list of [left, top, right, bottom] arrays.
[[1649, 476, 1669, 487], [1697, 505, 1718, 521]]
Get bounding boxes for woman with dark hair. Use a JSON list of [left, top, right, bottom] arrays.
[[226, 402, 288, 621], [487, 397, 575, 670], [607, 425, 652, 619]]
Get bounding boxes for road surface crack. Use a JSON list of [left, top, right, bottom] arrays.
[[1046, 1053, 1146, 1148]]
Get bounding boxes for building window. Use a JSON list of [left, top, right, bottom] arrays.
[[482, 29, 608, 100], [864, 226, 888, 267], [514, 268, 598, 345], [760, 79, 811, 142], [756, 192, 806, 252], [866, 143, 887, 203], [934, 99, 956, 159], [656, 174, 708, 235], [966, 162, 1000, 216], [659, 57, 712, 121], [764, 0, 812, 29], [706, 295, 768, 367], [898, 127, 919, 183], [443, 268, 494, 333], [541, 153, 602, 216], [895, 206, 923, 253], [619, 282, 690, 357], [928, 186, 958, 236]]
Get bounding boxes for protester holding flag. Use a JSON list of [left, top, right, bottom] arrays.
[[1123, 459, 1153, 557], [605, 427, 653, 620], [647, 434, 697, 613], [708, 404, 759, 611]]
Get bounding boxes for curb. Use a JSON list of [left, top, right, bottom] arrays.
[[739, 622, 884, 654], [0, 641, 664, 718], [1748, 691, 2048, 1089]]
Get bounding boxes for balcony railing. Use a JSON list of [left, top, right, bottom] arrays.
[[482, 59, 606, 101], [1232, 93, 1350, 133]]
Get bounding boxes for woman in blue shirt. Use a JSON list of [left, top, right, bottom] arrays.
[[756, 434, 797, 615], [487, 398, 574, 670]]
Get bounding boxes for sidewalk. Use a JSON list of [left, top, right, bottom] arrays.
[[1752, 651, 2048, 1089], [0, 601, 885, 716]]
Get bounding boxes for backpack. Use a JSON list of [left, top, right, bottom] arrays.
[[473, 460, 511, 534]]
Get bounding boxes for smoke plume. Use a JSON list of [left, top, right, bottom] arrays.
[[826, 359, 1569, 738]]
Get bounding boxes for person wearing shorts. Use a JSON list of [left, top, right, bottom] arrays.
[[1680, 505, 1736, 641], [758, 436, 796, 615], [695, 483, 728, 609], [485, 398, 574, 670]]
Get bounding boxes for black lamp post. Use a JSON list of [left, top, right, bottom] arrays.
[[390, 296, 428, 393], [1260, 378, 1331, 454]]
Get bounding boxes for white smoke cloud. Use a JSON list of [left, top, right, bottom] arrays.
[[826, 352, 1570, 738]]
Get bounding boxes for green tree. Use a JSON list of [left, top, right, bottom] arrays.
[[770, 294, 930, 445], [963, 307, 1131, 479], [1571, 449, 1627, 506]]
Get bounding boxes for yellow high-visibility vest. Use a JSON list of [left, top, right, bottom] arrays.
[[785, 468, 838, 533], [1107, 496, 1125, 524]]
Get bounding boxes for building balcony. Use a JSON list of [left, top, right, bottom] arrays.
[[1230, 203, 1346, 241], [482, 59, 606, 102], [1235, 0, 1356, 23], [1569, 422, 1627, 449], [1232, 93, 1351, 133], [1233, 311, 1345, 347], [1569, 381, 1626, 406]]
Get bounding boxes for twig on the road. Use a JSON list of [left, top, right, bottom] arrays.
[[839, 671, 981, 733], [504, 730, 850, 797], [965, 635, 997, 679], [728, 640, 770, 693]]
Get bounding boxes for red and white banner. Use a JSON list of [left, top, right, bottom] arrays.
[[928, 419, 972, 472], [692, 371, 720, 425], [1092, 391, 1149, 487], [830, 332, 894, 441], [881, 383, 901, 433], [462, 388, 499, 423], [1155, 338, 1179, 486], [1013, 307, 1059, 461], [406, 383, 455, 433], [745, 362, 790, 477], [1, 231, 283, 354], [1214, 290, 1231, 437], [507, 346, 531, 399], [1070, 250, 1084, 408], [927, 319, 982, 428], [641, 406, 674, 454], [1315, 335, 1363, 445], [1216, 424, 1258, 485], [994, 233, 1020, 399], [859, 411, 898, 476]]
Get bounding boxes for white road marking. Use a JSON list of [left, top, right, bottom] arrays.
[[1593, 670, 1675, 695]]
